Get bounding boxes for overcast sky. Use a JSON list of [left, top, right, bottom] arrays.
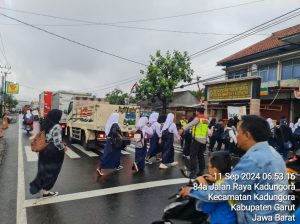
[[0, 0, 299, 102]]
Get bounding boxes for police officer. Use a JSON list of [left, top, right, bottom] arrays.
[[181, 107, 208, 178]]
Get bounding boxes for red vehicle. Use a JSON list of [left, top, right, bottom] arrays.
[[39, 91, 52, 121]]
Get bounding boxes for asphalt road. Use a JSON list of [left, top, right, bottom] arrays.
[[0, 115, 193, 224]]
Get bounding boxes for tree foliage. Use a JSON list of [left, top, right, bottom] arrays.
[[105, 88, 129, 105], [5, 94, 18, 110], [135, 50, 193, 113]]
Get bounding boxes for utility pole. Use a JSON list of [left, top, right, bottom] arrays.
[[0, 65, 11, 116]]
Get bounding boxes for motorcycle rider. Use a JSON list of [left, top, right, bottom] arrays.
[[23, 110, 34, 129]]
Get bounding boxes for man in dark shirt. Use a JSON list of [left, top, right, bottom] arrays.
[[209, 119, 224, 151]]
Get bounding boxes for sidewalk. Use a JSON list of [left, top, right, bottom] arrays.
[[0, 138, 6, 166]]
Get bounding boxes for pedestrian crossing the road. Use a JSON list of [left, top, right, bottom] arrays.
[[24, 143, 182, 162]]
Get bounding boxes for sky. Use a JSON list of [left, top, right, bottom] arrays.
[[0, 0, 299, 102]]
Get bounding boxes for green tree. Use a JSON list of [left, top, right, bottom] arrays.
[[105, 88, 129, 105], [4, 94, 18, 110], [135, 50, 193, 114]]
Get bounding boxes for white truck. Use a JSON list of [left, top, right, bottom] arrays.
[[51, 91, 92, 133], [66, 97, 140, 150]]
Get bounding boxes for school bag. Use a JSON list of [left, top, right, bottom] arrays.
[[133, 129, 144, 148], [220, 129, 230, 143]]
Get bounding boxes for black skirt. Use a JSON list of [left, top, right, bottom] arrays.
[[30, 143, 65, 194]]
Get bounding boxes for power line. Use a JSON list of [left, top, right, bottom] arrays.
[[0, 12, 147, 67], [194, 12, 300, 57], [175, 74, 225, 89], [0, 22, 270, 36], [0, 5, 269, 37], [0, 32, 9, 66], [0, 0, 267, 25], [190, 8, 300, 58]]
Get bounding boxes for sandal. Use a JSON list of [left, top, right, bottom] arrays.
[[96, 168, 104, 176]]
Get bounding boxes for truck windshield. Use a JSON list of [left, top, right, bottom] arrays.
[[68, 102, 73, 114]]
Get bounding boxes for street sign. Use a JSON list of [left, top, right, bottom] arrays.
[[7, 82, 19, 94]]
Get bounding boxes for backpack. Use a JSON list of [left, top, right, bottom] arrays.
[[133, 129, 144, 148], [220, 129, 230, 143], [294, 127, 300, 138]]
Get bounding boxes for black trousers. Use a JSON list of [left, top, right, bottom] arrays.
[[190, 140, 206, 176], [209, 136, 223, 151]]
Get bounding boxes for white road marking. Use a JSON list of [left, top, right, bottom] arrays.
[[17, 116, 27, 224], [24, 146, 38, 162], [65, 147, 81, 159], [72, 144, 98, 157], [24, 178, 187, 208], [121, 150, 131, 155], [125, 145, 135, 153]]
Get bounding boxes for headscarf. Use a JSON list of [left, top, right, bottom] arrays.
[[25, 110, 32, 119], [137, 117, 148, 129], [41, 109, 62, 133], [162, 113, 174, 131], [149, 112, 159, 124], [105, 113, 119, 135], [266, 118, 274, 129], [289, 123, 295, 132]]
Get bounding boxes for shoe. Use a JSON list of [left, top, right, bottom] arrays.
[[159, 163, 168, 169], [96, 168, 104, 176], [156, 158, 162, 162], [170, 161, 178, 167], [132, 162, 139, 172], [115, 165, 124, 171], [145, 160, 153, 165], [42, 191, 59, 198]]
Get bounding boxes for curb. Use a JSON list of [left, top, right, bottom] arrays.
[[0, 139, 7, 166]]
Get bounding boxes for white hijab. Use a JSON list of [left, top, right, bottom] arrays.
[[266, 118, 274, 129], [137, 117, 148, 129], [149, 112, 159, 124], [162, 113, 174, 131], [105, 113, 119, 135]]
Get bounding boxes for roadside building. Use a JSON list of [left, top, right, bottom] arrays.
[[205, 24, 300, 122], [138, 90, 201, 123]]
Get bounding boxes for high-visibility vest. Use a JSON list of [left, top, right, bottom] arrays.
[[180, 119, 188, 128], [192, 115, 208, 142]]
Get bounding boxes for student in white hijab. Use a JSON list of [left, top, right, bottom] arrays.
[[266, 118, 274, 129], [132, 117, 153, 172], [146, 112, 162, 164], [97, 113, 123, 176], [159, 113, 180, 169]]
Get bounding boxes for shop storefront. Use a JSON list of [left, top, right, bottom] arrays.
[[204, 77, 261, 120]]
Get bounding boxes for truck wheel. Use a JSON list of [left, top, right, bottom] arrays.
[[81, 131, 90, 150], [67, 128, 73, 143]]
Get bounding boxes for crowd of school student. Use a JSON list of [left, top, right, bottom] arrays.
[[179, 114, 300, 163], [28, 108, 300, 223]]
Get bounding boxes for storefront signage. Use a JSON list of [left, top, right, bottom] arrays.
[[227, 106, 247, 120], [7, 82, 19, 94], [207, 81, 252, 101]]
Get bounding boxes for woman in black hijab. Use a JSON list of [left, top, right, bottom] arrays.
[[30, 109, 66, 197]]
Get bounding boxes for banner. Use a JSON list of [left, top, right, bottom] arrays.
[[260, 87, 269, 96], [7, 82, 19, 94], [227, 106, 247, 120]]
